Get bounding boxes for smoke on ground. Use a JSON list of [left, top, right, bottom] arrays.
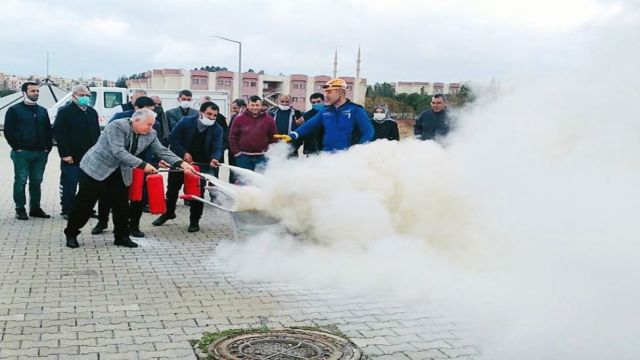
[[215, 4, 640, 359]]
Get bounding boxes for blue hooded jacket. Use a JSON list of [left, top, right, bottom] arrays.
[[291, 100, 374, 151]]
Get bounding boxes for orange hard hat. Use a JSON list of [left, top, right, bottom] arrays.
[[322, 78, 347, 90]]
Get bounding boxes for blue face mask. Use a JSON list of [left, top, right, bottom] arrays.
[[76, 96, 91, 107], [312, 104, 325, 111]]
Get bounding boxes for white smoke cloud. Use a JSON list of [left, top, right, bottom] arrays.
[[215, 3, 640, 359]]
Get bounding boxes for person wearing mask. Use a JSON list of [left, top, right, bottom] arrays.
[[269, 94, 303, 157], [151, 95, 170, 145], [229, 96, 277, 172], [370, 105, 400, 141], [199, 96, 228, 177], [152, 102, 223, 232], [298, 93, 325, 155], [227, 99, 246, 183], [166, 90, 198, 133], [277, 79, 374, 152], [3, 82, 53, 220], [92, 96, 160, 238], [414, 94, 451, 141], [64, 109, 195, 249], [53, 85, 101, 220]]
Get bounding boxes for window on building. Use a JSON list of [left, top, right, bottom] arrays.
[[250, 81, 256, 87], [201, 79, 207, 86], [217, 79, 224, 86], [244, 81, 250, 87], [192, 79, 200, 85], [103, 92, 122, 108], [292, 97, 298, 102], [300, 83, 306, 89], [224, 80, 232, 86], [293, 83, 299, 89]]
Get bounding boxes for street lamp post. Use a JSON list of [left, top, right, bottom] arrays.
[[212, 35, 242, 100]]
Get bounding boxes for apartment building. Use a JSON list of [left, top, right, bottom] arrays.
[[128, 68, 367, 109]]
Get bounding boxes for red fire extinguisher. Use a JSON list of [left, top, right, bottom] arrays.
[[147, 174, 166, 215], [184, 164, 201, 197], [129, 168, 145, 201]]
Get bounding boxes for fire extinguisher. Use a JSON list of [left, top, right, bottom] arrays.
[[184, 164, 201, 197], [147, 174, 166, 215], [129, 168, 145, 201]]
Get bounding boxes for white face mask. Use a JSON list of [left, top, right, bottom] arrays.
[[278, 105, 291, 111], [199, 116, 216, 126], [373, 113, 386, 121], [179, 100, 191, 109]]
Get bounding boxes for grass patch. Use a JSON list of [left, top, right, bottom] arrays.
[[196, 326, 269, 351]]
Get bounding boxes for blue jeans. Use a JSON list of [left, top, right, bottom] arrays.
[[235, 154, 266, 172], [59, 162, 81, 214], [10, 150, 49, 209]]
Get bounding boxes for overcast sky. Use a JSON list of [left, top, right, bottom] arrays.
[[0, 0, 628, 85]]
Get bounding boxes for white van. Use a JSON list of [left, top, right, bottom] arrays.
[[48, 87, 229, 129]]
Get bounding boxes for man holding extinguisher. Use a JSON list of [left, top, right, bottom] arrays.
[[151, 101, 223, 233], [64, 108, 195, 249]]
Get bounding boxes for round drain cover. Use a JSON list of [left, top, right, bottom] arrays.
[[209, 329, 363, 360]]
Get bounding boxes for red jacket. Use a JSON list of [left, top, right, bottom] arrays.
[[229, 111, 277, 156]]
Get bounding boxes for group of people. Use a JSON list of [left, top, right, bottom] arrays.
[[3, 78, 451, 249]]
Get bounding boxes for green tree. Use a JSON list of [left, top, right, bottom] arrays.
[[199, 65, 228, 72], [366, 82, 395, 98], [115, 76, 128, 88], [0, 89, 17, 98]]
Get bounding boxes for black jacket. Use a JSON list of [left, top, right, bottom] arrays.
[[372, 119, 400, 141], [301, 109, 323, 154], [414, 109, 450, 140], [3, 102, 53, 151], [53, 102, 101, 163]]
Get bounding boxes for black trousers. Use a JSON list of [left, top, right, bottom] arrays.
[[97, 178, 146, 229], [65, 170, 129, 239], [165, 171, 206, 224]]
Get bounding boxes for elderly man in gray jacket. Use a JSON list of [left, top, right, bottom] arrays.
[[64, 108, 195, 249]]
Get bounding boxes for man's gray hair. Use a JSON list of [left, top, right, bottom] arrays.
[[71, 85, 89, 95], [132, 108, 157, 122], [132, 89, 148, 97]]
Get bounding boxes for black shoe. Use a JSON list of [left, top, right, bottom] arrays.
[[66, 235, 80, 249], [29, 208, 51, 218], [91, 222, 108, 235], [114, 237, 138, 248], [142, 204, 150, 213], [188, 223, 200, 232], [129, 228, 145, 238], [152, 213, 175, 226], [15, 208, 28, 220]]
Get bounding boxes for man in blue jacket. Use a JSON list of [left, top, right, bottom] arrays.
[[278, 78, 373, 151], [3, 82, 53, 220], [414, 94, 451, 141], [152, 101, 223, 232]]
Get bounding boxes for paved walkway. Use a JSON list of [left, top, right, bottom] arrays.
[[0, 137, 478, 359]]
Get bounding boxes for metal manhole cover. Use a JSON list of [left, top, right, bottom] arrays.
[[208, 329, 363, 360]]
